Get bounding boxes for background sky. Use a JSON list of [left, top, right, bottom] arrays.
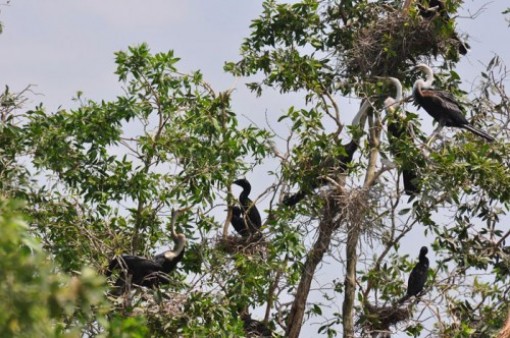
[[1, 1, 509, 336]]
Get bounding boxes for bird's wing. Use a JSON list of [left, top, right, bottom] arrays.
[[421, 89, 470, 126], [117, 255, 162, 272], [423, 89, 463, 112], [407, 266, 428, 295]]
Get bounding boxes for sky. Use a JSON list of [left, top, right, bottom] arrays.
[[1, 1, 509, 336]]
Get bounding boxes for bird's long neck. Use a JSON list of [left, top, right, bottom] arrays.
[[239, 186, 251, 202], [351, 99, 370, 127], [164, 237, 186, 259], [173, 237, 186, 255], [393, 82, 402, 104], [413, 79, 426, 99], [419, 252, 428, 264]]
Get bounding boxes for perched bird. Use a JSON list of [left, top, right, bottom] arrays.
[[282, 140, 358, 207], [413, 64, 494, 142], [233, 178, 262, 233], [399, 246, 430, 303], [107, 233, 187, 291], [382, 76, 421, 195], [282, 100, 370, 207], [229, 205, 250, 237]]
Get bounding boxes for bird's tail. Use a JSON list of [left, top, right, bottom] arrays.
[[462, 125, 495, 142]]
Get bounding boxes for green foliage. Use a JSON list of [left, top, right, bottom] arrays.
[[0, 199, 112, 337], [1, 1, 509, 337]]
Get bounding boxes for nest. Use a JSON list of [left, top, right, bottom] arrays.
[[324, 185, 373, 234], [216, 234, 268, 257], [345, 9, 462, 77], [242, 313, 273, 338], [359, 302, 411, 336], [115, 290, 188, 320]]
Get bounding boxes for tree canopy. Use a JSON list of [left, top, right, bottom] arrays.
[[1, 1, 510, 337]]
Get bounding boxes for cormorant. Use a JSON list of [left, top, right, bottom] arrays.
[[282, 100, 370, 207], [233, 178, 262, 233], [413, 64, 494, 142], [383, 77, 421, 195], [399, 246, 430, 303], [107, 233, 186, 290], [282, 139, 358, 207], [229, 205, 250, 237]]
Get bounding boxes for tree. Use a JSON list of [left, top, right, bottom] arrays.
[[1, 0, 510, 337]]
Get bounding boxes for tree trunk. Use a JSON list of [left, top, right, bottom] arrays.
[[342, 226, 360, 338], [286, 217, 335, 338]]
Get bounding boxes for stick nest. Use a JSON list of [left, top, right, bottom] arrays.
[[359, 302, 411, 336], [216, 234, 267, 256], [119, 291, 188, 319], [345, 9, 461, 77]]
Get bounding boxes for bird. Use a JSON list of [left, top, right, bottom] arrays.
[[382, 76, 421, 195], [106, 233, 187, 291], [282, 140, 358, 207], [417, 0, 469, 55], [229, 205, 250, 237], [399, 246, 430, 304], [412, 63, 494, 142], [282, 99, 370, 207], [233, 178, 262, 233]]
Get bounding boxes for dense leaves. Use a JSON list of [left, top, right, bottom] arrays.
[[1, 1, 510, 337]]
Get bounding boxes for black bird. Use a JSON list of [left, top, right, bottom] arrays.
[[417, 0, 469, 55], [233, 178, 262, 233], [107, 233, 187, 290], [413, 64, 494, 142], [281, 100, 371, 207], [282, 140, 358, 207], [399, 246, 430, 303], [229, 205, 250, 237], [382, 77, 421, 195]]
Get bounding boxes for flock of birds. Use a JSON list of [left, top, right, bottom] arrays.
[[105, 62, 493, 306]]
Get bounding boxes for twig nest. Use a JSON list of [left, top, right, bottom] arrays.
[[345, 9, 462, 77], [216, 234, 267, 256], [359, 301, 411, 336]]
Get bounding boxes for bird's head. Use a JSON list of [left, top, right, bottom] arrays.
[[420, 246, 428, 256], [233, 178, 250, 189]]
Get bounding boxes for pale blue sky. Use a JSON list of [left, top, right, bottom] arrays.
[[1, 1, 508, 336]]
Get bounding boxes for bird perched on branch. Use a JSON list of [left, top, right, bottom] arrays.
[[399, 246, 430, 304], [412, 64, 494, 142], [282, 140, 358, 207], [281, 100, 370, 207], [229, 205, 250, 237], [106, 213, 186, 291], [381, 76, 421, 195], [233, 178, 262, 234]]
